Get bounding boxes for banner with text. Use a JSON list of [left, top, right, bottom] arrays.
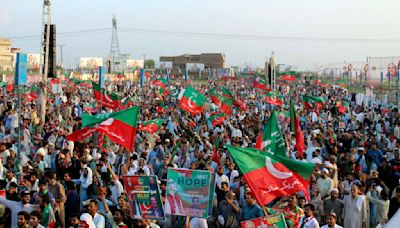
[[165, 168, 211, 218]]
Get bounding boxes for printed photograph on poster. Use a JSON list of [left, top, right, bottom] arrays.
[[240, 213, 287, 228], [123, 175, 165, 220], [165, 168, 211, 218]]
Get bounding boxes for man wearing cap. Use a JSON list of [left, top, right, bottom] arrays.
[[316, 168, 334, 199], [0, 190, 35, 227], [323, 189, 344, 225], [321, 212, 343, 228]]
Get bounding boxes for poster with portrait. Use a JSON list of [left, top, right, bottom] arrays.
[[240, 213, 287, 228], [368, 56, 400, 84], [123, 175, 165, 220], [165, 168, 211, 218]]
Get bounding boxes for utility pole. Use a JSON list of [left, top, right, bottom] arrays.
[[58, 44, 66, 69], [37, 0, 52, 122], [143, 53, 147, 69]]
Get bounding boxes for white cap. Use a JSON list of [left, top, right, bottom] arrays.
[[80, 213, 96, 228], [37, 148, 46, 156]]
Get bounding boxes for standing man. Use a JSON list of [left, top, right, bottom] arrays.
[[298, 204, 320, 228], [239, 193, 263, 221], [217, 190, 240, 228], [0, 190, 35, 227], [321, 212, 343, 228], [343, 183, 368, 228], [88, 200, 105, 228], [323, 189, 344, 225]]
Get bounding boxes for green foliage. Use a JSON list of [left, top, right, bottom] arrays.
[[144, 59, 155, 69]]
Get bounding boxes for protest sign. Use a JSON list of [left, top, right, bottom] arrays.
[[165, 168, 211, 218], [240, 213, 287, 228], [123, 175, 165, 220]]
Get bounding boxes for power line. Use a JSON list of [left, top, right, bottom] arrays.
[[119, 27, 400, 43], [10, 28, 111, 41], [9, 27, 400, 43]]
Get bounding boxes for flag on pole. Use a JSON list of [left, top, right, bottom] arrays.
[[209, 88, 233, 114], [208, 112, 226, 126], [139, 118, 166, 134], [180, 86, 206, 116], [253, 77, 272, 92], [152, 78, 168, 88], [92, 82, 123, 110], [290, 101, 305, 157], [266, 92, 284, 106], [226, 145, 315, 205], [221, 87, 246, 112], [67, 107, 139, 151], [255, 111, 286, 157]]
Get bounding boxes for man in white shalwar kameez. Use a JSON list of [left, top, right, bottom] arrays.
[[343, 184, 368, 228]]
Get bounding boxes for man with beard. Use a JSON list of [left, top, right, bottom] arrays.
[[16, 211, 31, 228], [0, 190, 34, 227], [323, 188, 344, 225]]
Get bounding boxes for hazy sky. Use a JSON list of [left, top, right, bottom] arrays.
[[1, 0, 400, 69]]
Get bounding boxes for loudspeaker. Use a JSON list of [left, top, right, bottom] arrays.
[[43, 24, 56, 78]]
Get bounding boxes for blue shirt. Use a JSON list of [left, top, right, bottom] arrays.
[[367, 149, 383, 167], [241, 204, 264, 221]]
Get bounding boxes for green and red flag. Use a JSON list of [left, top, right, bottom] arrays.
[[139, 118, 166, 134], [338, 101, 349, 114], [209, 112, 226, 126], [222, 86, 234, 98], [211, 147, 220, 165], [226, 145, 315, 205], [233, 98, 247, 112], [156, 101, 166, 113], [221, 87, 246, 112], [152, 78, 168, 88], [180, 86, 206, 116], [241, 214, 287, 228], [253, 77, 272, 92], [92, 82, 123, 110], [66, 106, 139, 151], [6, 83, 14, 92], [255, 111, 286, 157], [290, 101, 305, 157], [280, 75, 296, 81], [98, 132, 111, 153], [210, 88, 221, 106], [266, 92, 284, 106], [303, 95, 324, 112], [155, 87, 169, 100], [209, 89, 233, 114], [219, 96, 233, 114], [24, 91, 38, 103]]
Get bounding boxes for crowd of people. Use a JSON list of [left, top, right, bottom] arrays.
[[0, 75, 399, 228]]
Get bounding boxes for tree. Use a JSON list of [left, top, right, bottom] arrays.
[[144, 59, 155, 69]]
